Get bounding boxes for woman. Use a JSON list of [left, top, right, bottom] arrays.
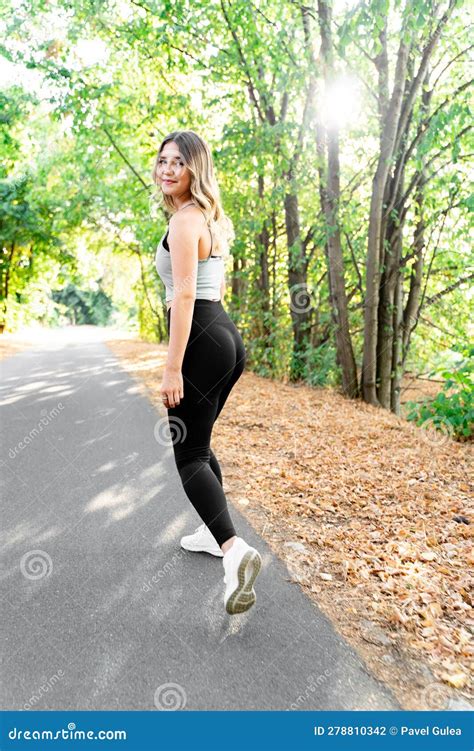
[[153, 130, 262, 615]]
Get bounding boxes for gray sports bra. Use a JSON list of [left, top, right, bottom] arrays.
[[154, 224, 224, 304]]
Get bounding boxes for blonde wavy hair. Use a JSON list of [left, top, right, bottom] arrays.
[[151, 130, 235, 258]]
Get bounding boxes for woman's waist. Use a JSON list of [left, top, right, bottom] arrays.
[[166, 298, 230, 325], [167, 297, 223, 308]]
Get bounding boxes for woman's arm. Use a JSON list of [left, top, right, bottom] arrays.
[[160, 210, 203, 407], [166, 211, 203, 371]]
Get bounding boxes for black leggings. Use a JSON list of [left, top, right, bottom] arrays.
[[166, 299, 247, 547]]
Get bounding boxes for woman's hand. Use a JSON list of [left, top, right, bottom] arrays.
[[160, 364, 184, 408]]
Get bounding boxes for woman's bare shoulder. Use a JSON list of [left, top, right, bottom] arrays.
[[169, 205, 206, 232]]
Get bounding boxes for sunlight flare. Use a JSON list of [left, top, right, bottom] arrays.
[[321, 74, 362, 130]]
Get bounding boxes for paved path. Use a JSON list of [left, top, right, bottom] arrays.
[[0, 327, 399, 711]]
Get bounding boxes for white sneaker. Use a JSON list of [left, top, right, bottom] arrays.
[[180, 523, 224, 557], [222, 537, 262, 615]]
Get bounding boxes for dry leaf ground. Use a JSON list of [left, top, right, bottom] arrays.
[[2, 331, 472, 710]]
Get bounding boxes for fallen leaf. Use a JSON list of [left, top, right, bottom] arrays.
[[441, 671, 468, 689]]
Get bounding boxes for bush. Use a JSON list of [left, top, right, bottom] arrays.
[[405, 344, 473, 441]]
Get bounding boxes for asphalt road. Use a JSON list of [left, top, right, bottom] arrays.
[[0, 326, 399, 711]]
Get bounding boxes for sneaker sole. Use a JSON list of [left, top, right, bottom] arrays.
[[225, 550, 262, 615], [180, 540, 223, 557]]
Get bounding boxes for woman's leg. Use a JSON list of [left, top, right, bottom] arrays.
[[209, 448, 223, 485], [206, 325, 246, 498], [166, 302, 245, 547], [206, 346, 246, 497], [214, 347, 246, 421], [168, 398, 237, 546]]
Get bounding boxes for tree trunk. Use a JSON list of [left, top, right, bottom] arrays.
[[362, 1, 458, 406], [401, 164, 426, 371], [377, 180, 404, 409], [391, 268, 404, 414], [284, 191, 310, 380], [256, 173, 271, 322], [0, 241, 16, 334], [401, 67, 434, 371], [317, 0, 359, 397], [362, 27, 410, 405]]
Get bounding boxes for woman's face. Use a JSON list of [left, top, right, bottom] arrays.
[[156, 141, 191, 200]]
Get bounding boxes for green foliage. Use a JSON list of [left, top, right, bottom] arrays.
[[405, 344, 474, 441], [301, 340, 339, 388], [245, 321, 290, 380], [0, 87, 33, 177], [51, 282, 114, 325], [0, 0, 471, 423], [134, 282, 161, 343]]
